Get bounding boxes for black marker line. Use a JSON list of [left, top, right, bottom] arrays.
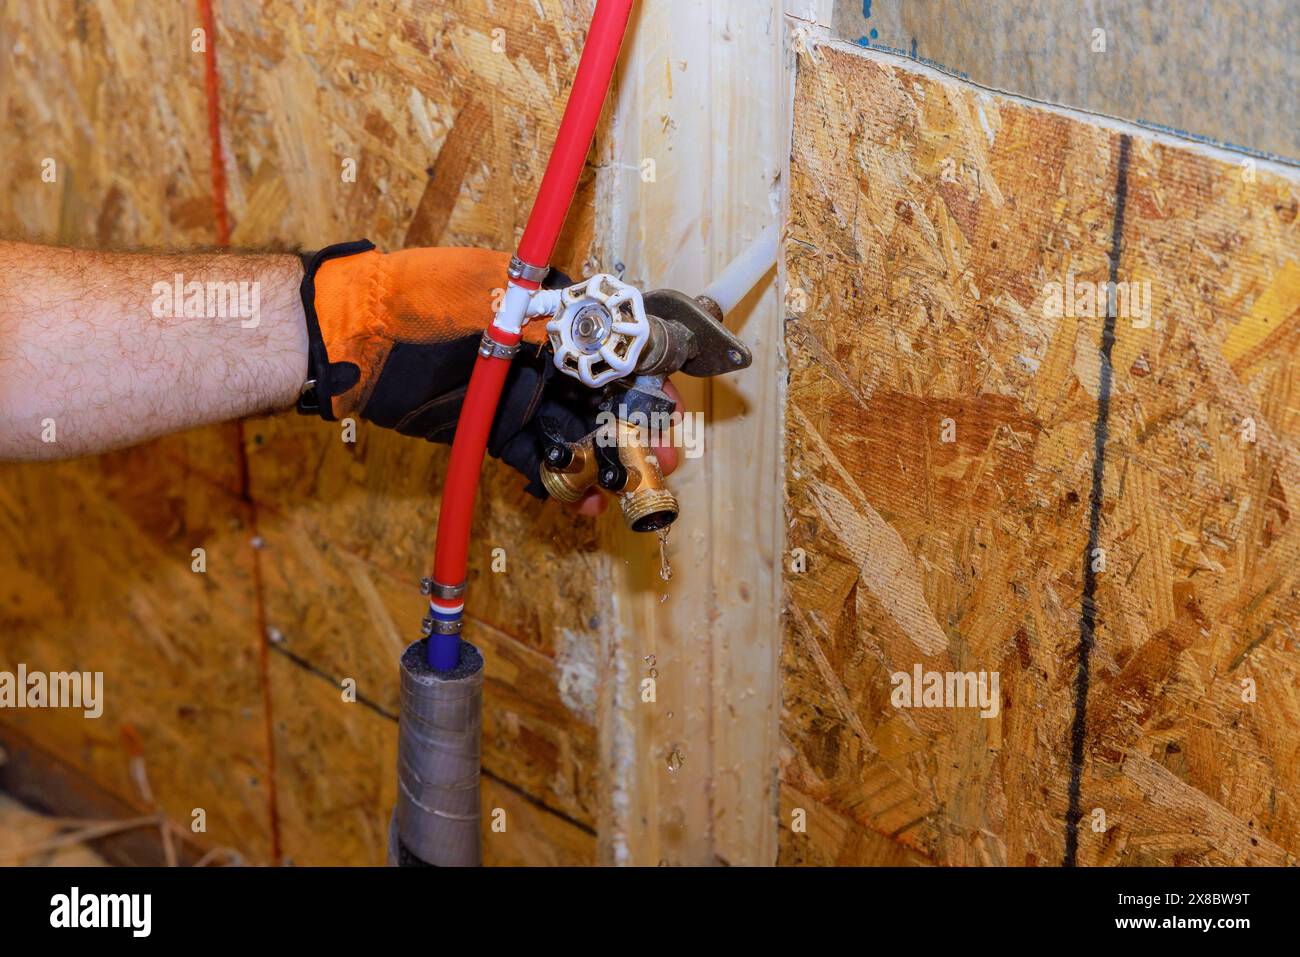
[[268, 641, 399, 722], [1064, 133, 1132, 867]]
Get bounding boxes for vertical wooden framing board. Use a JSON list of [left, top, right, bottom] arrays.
[[595, 0, 788, 865]]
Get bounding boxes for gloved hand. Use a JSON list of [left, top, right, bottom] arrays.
[[297, 240, 680, 506]]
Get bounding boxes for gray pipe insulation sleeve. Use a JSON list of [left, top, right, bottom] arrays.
[[389, 638, 484, 867]]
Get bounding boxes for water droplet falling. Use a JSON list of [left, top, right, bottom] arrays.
[[666, 747, 684, 772]]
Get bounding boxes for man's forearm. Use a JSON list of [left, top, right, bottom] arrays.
[[0, 242, 307, 459]]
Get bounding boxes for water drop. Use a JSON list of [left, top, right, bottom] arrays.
[[657, 528, 673, 582]]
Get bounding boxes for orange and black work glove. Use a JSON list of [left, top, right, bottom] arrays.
[[297, 240, 600, 498]]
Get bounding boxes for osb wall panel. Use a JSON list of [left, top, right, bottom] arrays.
[[0, 0, 602, 865], [782, 44, 1300, 866], [0, 441, 274, 861], [0, 2, 216, 246], [0, 2, 272, 860], [216, 0, 601, 266], [220, 0, 604, 863]]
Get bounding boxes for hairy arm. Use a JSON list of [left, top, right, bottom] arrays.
[[0, 241, 307, 459]]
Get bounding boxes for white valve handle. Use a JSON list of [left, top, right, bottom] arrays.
[[545, 274, 649, 388]]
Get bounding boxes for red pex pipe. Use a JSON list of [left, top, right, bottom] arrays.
[[517, 0, 635, 268], [426, 0, 635, 670], [429, 328, 520, 594]]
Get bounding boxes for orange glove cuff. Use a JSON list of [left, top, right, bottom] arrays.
[[310, 245, 546, 416]]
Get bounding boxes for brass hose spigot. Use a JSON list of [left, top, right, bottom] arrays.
[[538, 272, 757, 534], [541, 418, 679, 533]]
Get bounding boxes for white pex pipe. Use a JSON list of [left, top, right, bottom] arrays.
[[701, 225, 778, 316]]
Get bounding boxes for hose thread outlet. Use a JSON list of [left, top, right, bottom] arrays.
[[540, 466, 587, 504], [620, 487, 679, 533]]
